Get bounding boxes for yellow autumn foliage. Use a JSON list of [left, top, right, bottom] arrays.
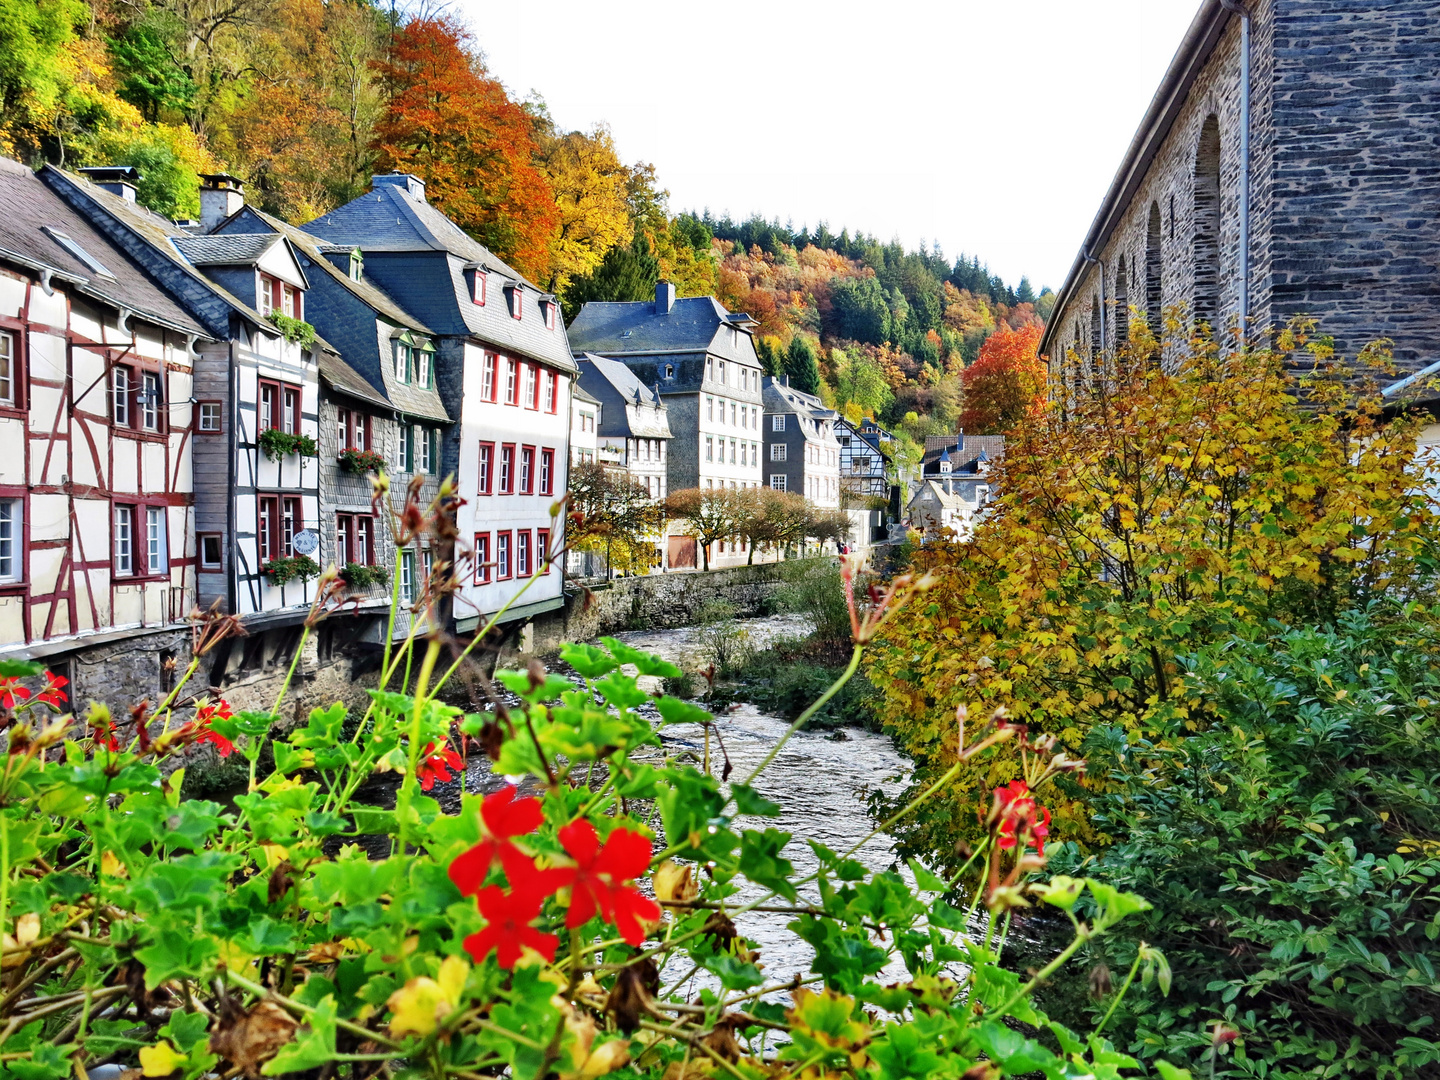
[[867, 317, 1438, 856]]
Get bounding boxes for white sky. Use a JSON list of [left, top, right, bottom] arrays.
[[453, 0, 1202, 293]]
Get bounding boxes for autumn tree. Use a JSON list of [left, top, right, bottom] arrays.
[[867, 322, 1438, 859], [664, 487, 739, 572], [566, 461, 664, 577], [957, 323, 1046, 434], [831, 347, 893, 418], [536, 122, 633, 294], [370, 17, 558, 280]]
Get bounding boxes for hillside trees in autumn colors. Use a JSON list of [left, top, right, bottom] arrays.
[[957, 325, 1048, 434]]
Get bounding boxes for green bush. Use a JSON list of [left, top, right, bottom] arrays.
[[713, 639, 880, 730], [262, 553, 321, 585], [1048, 607, 1440, 1078], [258, 427, 318, 462]]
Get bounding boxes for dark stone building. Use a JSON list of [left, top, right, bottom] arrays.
[[1042, 0, 1440, 411]]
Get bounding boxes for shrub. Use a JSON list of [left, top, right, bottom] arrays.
[[1046, 607, 1440, 1078], [262, 553, 321, 585], [867, 321, 1438, 862], [0, 556, 1176, 1080], [259, 428, 319, 462], [269, 311, 318, 347], [693, 599, 751, 675], [338, 448, 387, 474], [340, 561, 389, 589]]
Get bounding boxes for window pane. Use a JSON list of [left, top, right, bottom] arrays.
[[0, 332, 12, 405], [0, 500, 13, 579]]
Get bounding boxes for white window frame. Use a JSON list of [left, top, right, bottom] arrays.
[[418, 349, 432, 389], [0, 499, 20, 582], [401, 550, 415, 603], [772, 413, 785, 432], [146, 506, 167, 574], [770, 443, 787, 462], [0, 330, 13, 406], [198, 402, 222, 432], [141, 371, 161, 431], [114, 505, 134, 576], [396, 343, 410, 383], [113, 366, 129, 427], [418, 427, 432, 473]]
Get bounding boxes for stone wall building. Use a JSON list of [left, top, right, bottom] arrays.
[[1041, 0, 1440, 407], [761, 376, 841, 507]]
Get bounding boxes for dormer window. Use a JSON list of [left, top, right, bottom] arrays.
[[417, 345, 433, 389], [543, 298, 556, 330], [508, 284, 523, 320], [472, 269, 487, 306], [348, 249, 363, 282], [663, 364, 674, 379], [395, 341, 412, 384]]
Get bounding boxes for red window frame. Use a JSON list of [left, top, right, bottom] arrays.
[[509, 286, 523, 320], [537, 527, 551, 571], [258, 378, 302, 433], [257, 495, 279, 564], [337, 408, 368, 453], [545, 370, 558, 413], [505, 358, 518, 405], [336, 512, 374, 565], [524, 363, 538, 410], [498, 444, 515, 494], [482, 353, 497, 401], [495, 531, 512, 579], [544, 300, 556, 330], [477, 442, 494, 495], [0, 324, 27, 416], [472, 270, 487, 306], [474, 533, 491, 583], [281, 496, 302, 557], [519, 445, 534, 494], [539, 448, 554, 495], [516, 530, 531, 578]]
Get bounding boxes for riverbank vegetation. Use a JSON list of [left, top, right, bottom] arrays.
[[0, 477, 1183, 1080], [866, 316, 1440, 1076]]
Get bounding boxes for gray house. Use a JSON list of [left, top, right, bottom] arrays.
[[761, 377, 841, 507], [577, 354, 673, 501], [304, 174, 577, 634], [212, 204, 452, 629]]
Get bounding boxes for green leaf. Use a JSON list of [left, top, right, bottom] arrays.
[[496, 669, 574, 704], [906, 858, 947, 892], [262, 996, 336, 1075], [740, 828, 797, 901], [1154, 1063, 1195, 1080], [700, 951, 764, 990], [731, 783, 781, 817], [0, 660, 43, 678], [289, 702, 347, 747], [656, 696, 713, 727], [971, 963, 1041, 1026], [558, 643, 618, 678], [134, 929, 219, 989], [598, 637, 682, 677]]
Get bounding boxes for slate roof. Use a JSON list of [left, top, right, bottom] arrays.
[[572, 382, 601, 406], [172, 232, 281, 266], [920, 435, 1004, 475], [908, 478, 976, 512], [764, 377, 837, 420], [214, 206, 449, 424], [568, 296, 740, 355], [320, 352, 390, 410], [39, 166, 338, 353], [303, 180, 575, 374], [304, 181, 528, 282], [0, 158, 208, 338], [577, 354, 672, 440]]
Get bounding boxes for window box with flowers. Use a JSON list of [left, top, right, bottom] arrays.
[[258, 429, 318, 463], [340, 562, 390, 590], [261, 554, 320, 586], [269, 312, 317, 347], [338, 448, 387, 475]]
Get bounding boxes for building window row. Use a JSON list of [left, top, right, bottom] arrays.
[[474, 527, 553, 583], [477, 443, 556, 496], [336, 408, 370, 453], [113, 363, 165, 433], [113, 503, 168, 577], [258, 494, 304, 565], [705, 437, 758, 465], [259, 378, 302, 435], [335, 512, 373, 565], [396, 424, 440, 474], [481, 353, 560, 412]]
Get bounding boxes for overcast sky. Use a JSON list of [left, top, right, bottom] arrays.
[[454, 0, 1201, 293]]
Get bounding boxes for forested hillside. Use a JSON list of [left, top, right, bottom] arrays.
[[0, 0, 1049, 445]]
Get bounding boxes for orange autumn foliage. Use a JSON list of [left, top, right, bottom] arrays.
[[370, 18, 558, 280], [958, 324, 1046, 434]]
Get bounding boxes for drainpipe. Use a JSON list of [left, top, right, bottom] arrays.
[[1220, 0, 1251, 332]]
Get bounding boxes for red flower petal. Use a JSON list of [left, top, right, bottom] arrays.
[[481, 786, 543, 839]]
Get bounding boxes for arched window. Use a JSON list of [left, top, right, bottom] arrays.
[[1114, 257, 1129, 347], [1146, 202, 1163, 339], [1192, 114, 1222, 331]]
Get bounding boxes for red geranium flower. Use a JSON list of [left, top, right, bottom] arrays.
[[0, 677, 31, 710], [91, 714, 120, 752], [35, 671, 68, 709], [554, 819, 661, 945], [992, 780, 1051, 851], [418, 740, 462, 791], [448, 786, 545, 896], [462, 884, 559, 969], [194, 699, 235, 757]]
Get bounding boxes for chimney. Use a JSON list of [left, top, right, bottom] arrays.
[[655, 280, 675, 315], [78, 166, 138, 203], [199, 173, 245, 231], [782, 374, 789, 388], [956, 426, 964, 452], [372, 173, 427, 203]]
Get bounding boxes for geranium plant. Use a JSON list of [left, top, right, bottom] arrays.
[[0, 478, 1181, 1080], [262, 553, 321, 585], [338, 448, 387, 475], [259, 428, 319, 462]]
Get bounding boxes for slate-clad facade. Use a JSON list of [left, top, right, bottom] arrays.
[[305, 174, 575, 633], [1043, 0, 1440, 409], [761, 377, 841, 507], [576, 354, 673, 500]]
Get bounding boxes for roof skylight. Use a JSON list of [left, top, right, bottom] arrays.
[[43, 227, 115, 279]]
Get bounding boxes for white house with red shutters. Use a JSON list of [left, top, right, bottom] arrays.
[[0, 158, 212, 701], [305, 174, 576, 635]]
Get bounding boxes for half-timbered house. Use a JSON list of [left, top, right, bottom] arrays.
[[0, 158, 211, 703], [43, 167, 330, 692]]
